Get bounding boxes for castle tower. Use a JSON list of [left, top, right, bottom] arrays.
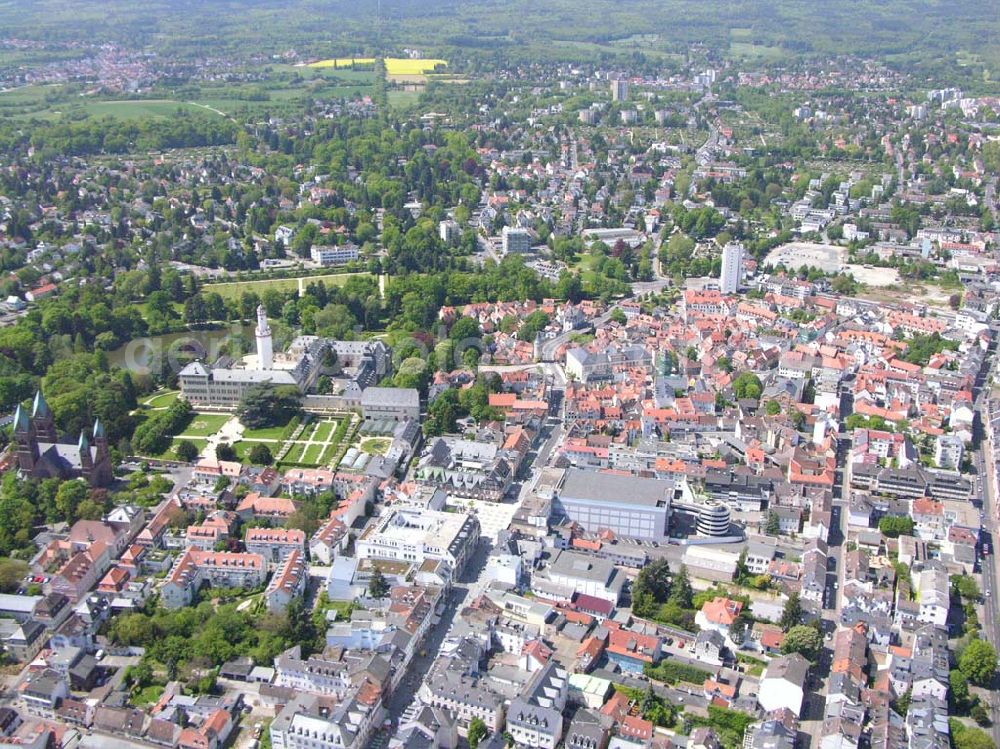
[[255, 304, 273, 371], [31, 390, 57, 443], [13, 404, 38, 471]]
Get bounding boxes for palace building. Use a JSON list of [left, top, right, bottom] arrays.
[[178, 305, 388, 408]]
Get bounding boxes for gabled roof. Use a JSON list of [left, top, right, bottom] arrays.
[[763, 653, 810, 687]]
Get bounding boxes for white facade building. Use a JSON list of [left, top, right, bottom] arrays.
[[934, 434, 964, 470], [720, 242, 744, 294], [356, 506, 480, 578], [758, 654, 809, 717], [310, 244, 359, 266]]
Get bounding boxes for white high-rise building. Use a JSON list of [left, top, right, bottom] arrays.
[[611, 78, 628, 102], [256, 305, 274, 370], [720, 242, 744, 294]]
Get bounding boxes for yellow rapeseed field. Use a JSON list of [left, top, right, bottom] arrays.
[[307, 57, 376, 68], [307, 58, 448, 75], [384, 58, 448, 75]]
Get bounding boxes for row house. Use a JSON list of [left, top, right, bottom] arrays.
[[265, 549, 307, 613], [270, 687, 382, 749], [136, 497, 183, 548], [235, 493, 299, 524], [245, 528, 307, 565], [309, 516, 349, 565], [274, 646, 352, 697], [49, 541, 112, 604], [800, 539, 828, 604], [186, 512, 236, 551]]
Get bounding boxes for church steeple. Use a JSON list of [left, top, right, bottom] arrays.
[[30, 390, 57, 443], [13, 404, 29, 435], [92, 418, 109, 461], [79, 431, 93, 474], [13, 403, 39, 471], [31, 390, 50, 419]]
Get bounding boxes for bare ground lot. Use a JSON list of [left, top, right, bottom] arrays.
[[856, 282, 954, 307], [842, 264, 900, 287], [763, 241, 845, 274]]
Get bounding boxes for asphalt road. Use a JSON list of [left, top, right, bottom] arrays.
[[973, 339, 1000, 744], [381, 415, 566, 728], [382, 540, 492, 727], [539, 307, 617, 361]]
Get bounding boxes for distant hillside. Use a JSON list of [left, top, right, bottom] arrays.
[[0, 0, 996, 80]]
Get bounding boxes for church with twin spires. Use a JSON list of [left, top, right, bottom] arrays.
[[12, 391, 113, 487]]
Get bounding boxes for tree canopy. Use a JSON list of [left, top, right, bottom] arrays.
[[959, 640, 997, 687], [237, 383, 302, 429]]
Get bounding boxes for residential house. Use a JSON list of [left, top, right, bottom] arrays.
[[758, 654, 809, 717]]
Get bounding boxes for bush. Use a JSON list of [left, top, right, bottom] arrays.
[[215, 443, 237, 462], [280, 415, 301, 442], [781, 624, 822, 661], [879, 515, 914, 538], [238, 383, 302, 429], [688, 706, 757, 749], [654, 602, 696, 630], [950, 669, 971, 711], [971, 703, 992, 727], [248, 443, 273, 465], [952, 575, 981, 601], [644, 660, 712, 685], [951, 718, 997, 749], [176, 440, 200, 463]]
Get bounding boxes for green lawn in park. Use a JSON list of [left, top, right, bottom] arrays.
[[312, 421, 336, 442], [143, 390, 180, 409], [241, 423, 289, 441], [179, 413, 231, 437], [204, 272, 368, 301], [360, 437, 391, 455], [155, 438, 208, 461], [301, 444, 325, 465]]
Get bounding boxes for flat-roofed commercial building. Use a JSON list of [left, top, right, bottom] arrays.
[[552, 468, 675, 540], [356, 506, 480, 578]]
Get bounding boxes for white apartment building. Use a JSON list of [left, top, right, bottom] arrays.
[[245, 528, 307, 565], [934, 434, 964, 470], [310, 244, 359, 266], [270, 692, 379, 749], [274, 647, 352, 697], [720, 242, 744, 294]]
